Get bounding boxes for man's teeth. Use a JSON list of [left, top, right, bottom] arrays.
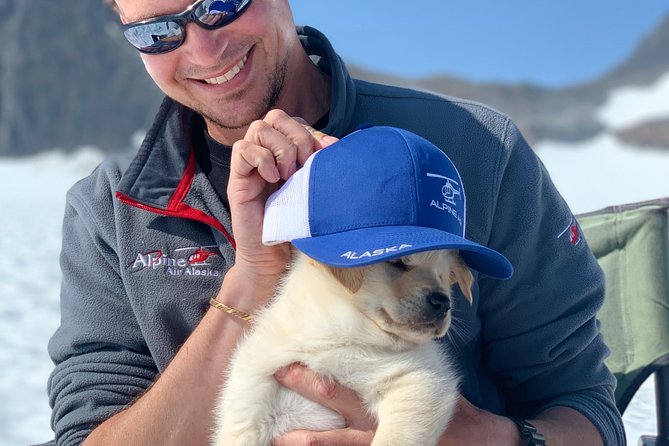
[[204, 55, 248, 85]]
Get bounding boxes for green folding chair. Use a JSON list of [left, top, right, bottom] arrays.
[[578, 198, 669, 446]]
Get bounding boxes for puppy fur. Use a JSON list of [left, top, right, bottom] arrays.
[[211, 249, 473, 446]]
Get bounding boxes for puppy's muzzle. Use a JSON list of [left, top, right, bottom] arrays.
[[425, 291, 451, 320]]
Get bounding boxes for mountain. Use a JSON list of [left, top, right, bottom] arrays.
[[348, 14, 669, 148], [0, 2, 667, 156], [615, 117, 669, 148], [0, 1, 163, 156]]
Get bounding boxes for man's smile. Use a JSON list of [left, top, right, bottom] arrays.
[[203, 55, 249, 85]]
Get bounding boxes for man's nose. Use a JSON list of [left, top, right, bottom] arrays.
[[182, 22, 230, 65]]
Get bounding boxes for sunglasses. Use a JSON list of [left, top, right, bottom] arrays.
[[122, 0, 252, 54]]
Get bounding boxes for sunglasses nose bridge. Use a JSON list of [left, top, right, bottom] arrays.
[[180, 16, 232, 59], [186, 9, 201, 26], [172, 7, 210, 42], [187, 9, 226, 31]]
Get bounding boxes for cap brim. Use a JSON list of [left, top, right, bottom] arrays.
[[292, 226, 513, 279]]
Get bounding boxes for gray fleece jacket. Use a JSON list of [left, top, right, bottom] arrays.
[[47, 26, 624, 445]]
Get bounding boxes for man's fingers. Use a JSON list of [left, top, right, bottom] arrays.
[[260, 110, 339, 168], [304, 124, 339, 149], [292, 116, 339, 151], [244, 118, 301, 180], [274, 364, 371, 427], [272, 428, 373, 446], [275, 363, 339, 404], [263, 110, 317, 171], [236, 110, 339, 183], [230, 139, 281, 183], [271, 365, 376, 446]]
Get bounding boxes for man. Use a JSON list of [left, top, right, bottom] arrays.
[[46, 0, 625, 445]]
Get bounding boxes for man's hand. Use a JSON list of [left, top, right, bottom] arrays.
[[274, 364, 604, 446], [272, 364, 376, 446], [272, 364, 520, 446], [222, 110, 338, 312], [438, 396, 520, 445]]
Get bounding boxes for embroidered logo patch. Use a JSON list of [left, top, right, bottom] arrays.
[[130, 245, 224, 277], [557, 217, 582, 246], [426, 172, 463, 228]]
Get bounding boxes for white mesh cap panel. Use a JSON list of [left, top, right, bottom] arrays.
[[262, 152, 316, 245]]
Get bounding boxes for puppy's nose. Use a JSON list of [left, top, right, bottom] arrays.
[[425, 292, 451, 318]]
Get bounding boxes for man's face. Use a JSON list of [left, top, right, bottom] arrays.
[[115, 0, 298, 142]]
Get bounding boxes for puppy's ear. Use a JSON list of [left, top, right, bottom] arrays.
[[452, 260, 474, 304], [324, 265, 365, 294]]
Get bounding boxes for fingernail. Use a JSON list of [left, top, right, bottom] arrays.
[[274, 366, 288, 378], [321, 135, 339, 145]]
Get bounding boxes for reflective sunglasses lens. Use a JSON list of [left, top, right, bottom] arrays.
[[124, 21, 184, 53], [194, 0, 251, 28]]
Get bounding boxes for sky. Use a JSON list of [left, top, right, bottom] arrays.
[[290, 0, 669, 88]]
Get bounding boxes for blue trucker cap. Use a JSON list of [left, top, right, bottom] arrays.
[[262, 126, 513, 279]]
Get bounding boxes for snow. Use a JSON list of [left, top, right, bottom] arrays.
[[0, 149, 106, 446], [541, 67, 669, 215], [2, 73, 668, 444], [597, 72, 669, 130], [536, 133, 669, 214]]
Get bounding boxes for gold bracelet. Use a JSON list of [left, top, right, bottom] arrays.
[[209, 297, 254, 323]]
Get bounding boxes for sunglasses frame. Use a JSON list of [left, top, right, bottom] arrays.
[[122, 0, 253, 54]]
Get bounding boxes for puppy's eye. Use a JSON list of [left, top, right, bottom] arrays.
[[388, 259, 410, 271]]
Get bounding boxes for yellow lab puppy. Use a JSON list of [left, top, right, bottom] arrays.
[[212, 249, 472, 446]]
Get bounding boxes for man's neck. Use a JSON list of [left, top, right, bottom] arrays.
[[282, 51, 332, 126]]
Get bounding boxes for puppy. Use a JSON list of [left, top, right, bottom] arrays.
[[211, 248, 473, 446]]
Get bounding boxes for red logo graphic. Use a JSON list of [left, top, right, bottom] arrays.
[[188, 247, 220, 264], [568, 223, 580, 245], [558, 217, 581, 246]]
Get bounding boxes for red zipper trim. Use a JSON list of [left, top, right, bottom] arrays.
[[168, 148, 197, 211], [115, 148, 236, 250]]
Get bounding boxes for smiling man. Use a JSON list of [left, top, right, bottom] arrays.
[[45, 1, 625, 445]]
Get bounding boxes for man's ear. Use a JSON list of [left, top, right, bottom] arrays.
[[452, 259, 474, 304], [323, 265, 365, 294]]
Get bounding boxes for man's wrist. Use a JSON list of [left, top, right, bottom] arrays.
[[509, 418, 547, 446], [470, 409, 527, 446], [215, 265, 276, 314], [496, 415, 526, 446]]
